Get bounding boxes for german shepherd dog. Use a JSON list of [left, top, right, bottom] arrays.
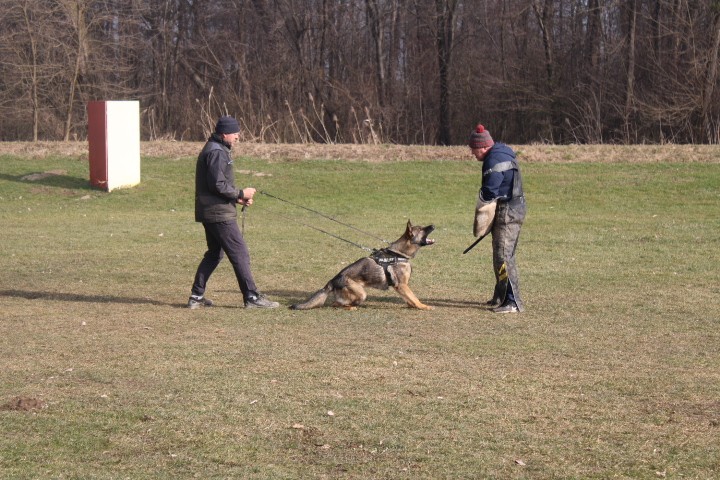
[[290, 221, 435, 310]]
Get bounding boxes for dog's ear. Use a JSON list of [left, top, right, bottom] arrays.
[[406, 219, 413, 233]]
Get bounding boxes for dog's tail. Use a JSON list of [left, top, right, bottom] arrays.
[[290, 283, 332, 310]]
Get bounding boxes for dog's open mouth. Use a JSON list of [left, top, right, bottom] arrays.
[[422, 225, 436, 246]]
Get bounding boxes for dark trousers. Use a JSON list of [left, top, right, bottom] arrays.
[[191, 220, 257, 299]]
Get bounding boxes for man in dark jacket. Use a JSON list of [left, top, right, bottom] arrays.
[[469, 124, 526, 313], [187, 115, 279, 309]]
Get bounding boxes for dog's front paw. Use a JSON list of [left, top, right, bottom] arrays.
[[410, 303, 433, 310]]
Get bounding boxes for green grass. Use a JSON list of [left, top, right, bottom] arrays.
[[1, 149, 719, 479]]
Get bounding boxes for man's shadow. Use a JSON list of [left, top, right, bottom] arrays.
[[0, 289, 175, 308]]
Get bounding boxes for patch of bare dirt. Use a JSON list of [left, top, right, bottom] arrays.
[[0, 141, 717, 163], [1, 396, 47, 412], [21, 170, 67, 181]]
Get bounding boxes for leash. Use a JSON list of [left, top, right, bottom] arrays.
[[259, 190, 390, 244], [241, 204, 247, 234], [262, 205, 375, 253]]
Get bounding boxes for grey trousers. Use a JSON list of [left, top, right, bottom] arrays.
[[491, 196, 526, 311]]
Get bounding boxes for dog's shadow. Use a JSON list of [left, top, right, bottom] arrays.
[[262, 289, 485, 310], [419, 297, 487, 309]]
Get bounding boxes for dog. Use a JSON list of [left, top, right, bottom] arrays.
[[290, 220, 435, 310]]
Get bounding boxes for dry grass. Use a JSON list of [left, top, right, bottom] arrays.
[[1, 140, 718, 163], [0, 143, 718, 479]]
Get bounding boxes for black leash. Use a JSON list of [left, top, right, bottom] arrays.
[[241, 204, 247, 234], [259, 190, 390, 244], [262, 205, 375, 253]]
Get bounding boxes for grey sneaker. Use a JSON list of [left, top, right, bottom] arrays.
[[187, 296, 214, 309], [493, 301, 519, 314], [244, 293, 279, 309]]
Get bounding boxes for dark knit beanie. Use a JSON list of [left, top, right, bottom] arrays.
[[468, 124, 494, 149], [215, 115, 241, 134]]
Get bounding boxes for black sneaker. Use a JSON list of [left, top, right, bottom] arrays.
[[187, 296, 213, 309], [244, 293, 279, 309], [493, 301, 519, 314]]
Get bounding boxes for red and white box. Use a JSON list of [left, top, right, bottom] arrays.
[[87, 100, 140, 191]]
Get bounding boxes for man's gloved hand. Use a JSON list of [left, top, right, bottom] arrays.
[[474, 195, 497, 237]]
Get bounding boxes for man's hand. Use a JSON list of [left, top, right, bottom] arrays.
[[239, 187, 256, 206]]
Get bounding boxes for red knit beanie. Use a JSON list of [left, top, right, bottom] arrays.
[[468, 124, 494, 149]]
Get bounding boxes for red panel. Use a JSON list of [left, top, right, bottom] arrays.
[[87, 101, 108, 190]]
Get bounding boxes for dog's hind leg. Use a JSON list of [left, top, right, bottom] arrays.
[[332, 279, 366, 310]]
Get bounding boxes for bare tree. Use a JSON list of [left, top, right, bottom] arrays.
[[57, 0, 91, 140], [435, 0, 458, 145], [701, 4, 720, 141], [623, 0, 638, 143], [1, 0, 719, 143], [21, 1, 41, 141], [1, 0, 59, 140]]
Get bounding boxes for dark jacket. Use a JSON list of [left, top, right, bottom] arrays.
[[194, 134, 242, 223], [480, 143, 522, 202]]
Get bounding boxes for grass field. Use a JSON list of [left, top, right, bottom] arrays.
[[1, 144, 718, 479]]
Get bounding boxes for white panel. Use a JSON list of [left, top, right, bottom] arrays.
[[105, 101, 141, 191]]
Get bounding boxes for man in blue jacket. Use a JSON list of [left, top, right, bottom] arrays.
[[187, 115, 279, 309], [469, 124, 526, 313]]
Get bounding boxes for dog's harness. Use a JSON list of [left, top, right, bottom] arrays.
[[371, 248, 410, 287]]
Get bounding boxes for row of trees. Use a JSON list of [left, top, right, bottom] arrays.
[[2, 0, 719, 144]]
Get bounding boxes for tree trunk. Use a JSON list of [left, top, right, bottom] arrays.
[[623, 0, 638, 143], [585, 0, 601, 73], [702, 5, 720, 141], [532, 0, 556, 141], [62, 0, 88, 141], [366, 0, 387, 108], [21, 1, 39, 141], [436, 0, 457, 146], [532, 0, 554, 87]]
